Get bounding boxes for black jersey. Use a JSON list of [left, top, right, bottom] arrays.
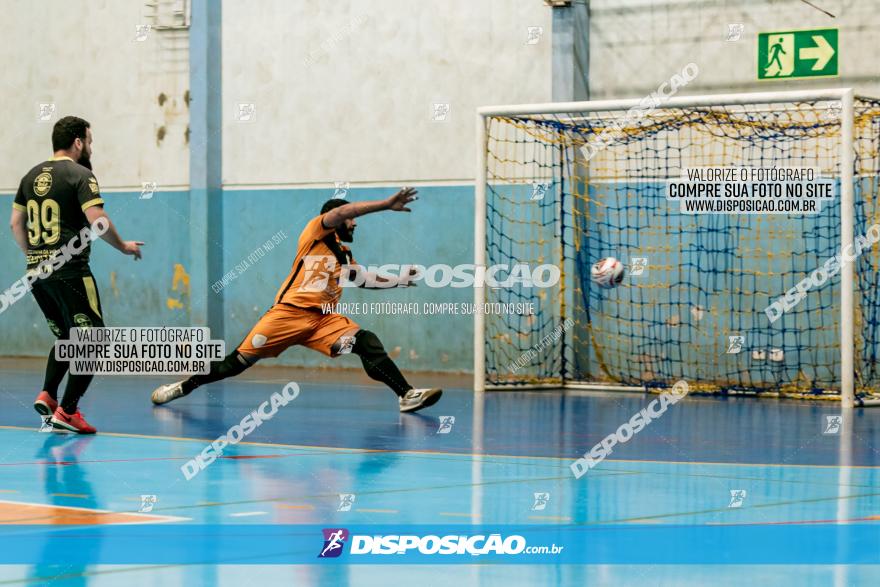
[[13, 157, 104, 280]]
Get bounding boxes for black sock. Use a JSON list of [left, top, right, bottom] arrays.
[[352, 330, 412, 397], [361, 356, 412, 397], [60, 374, 93, 413], [43, 347, 68, 400], [181, 351, 253, 394]]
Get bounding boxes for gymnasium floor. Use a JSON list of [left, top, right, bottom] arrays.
[[1, 358, 879, 585]]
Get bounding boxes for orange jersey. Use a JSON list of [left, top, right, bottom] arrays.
[[274, 214, 355, 309]]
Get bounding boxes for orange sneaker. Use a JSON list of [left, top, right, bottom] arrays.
[[33, 391, 58, 417], [50, 407, 97, 435]]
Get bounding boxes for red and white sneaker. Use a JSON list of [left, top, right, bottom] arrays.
[[50, 407, 97, 435], [33, 391, 58, 417]]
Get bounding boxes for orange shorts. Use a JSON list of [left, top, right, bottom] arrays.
[[236, 304, 360, 359]]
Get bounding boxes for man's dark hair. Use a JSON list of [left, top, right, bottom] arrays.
[[52, 116, 90, 151], [320, 198, 348, 214], [319, 198, 353, 264]]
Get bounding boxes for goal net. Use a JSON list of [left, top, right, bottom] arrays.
[[475, 89, 880, 405]]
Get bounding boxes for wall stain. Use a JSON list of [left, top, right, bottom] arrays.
[[109, 271, 120, 299], [166, 263, 191, 310]]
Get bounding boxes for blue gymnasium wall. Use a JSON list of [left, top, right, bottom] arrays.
[[0, 190, 193, 351], [0, 186, 475, 373]]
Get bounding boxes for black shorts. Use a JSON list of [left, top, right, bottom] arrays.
[[31, 274, 105, 339]]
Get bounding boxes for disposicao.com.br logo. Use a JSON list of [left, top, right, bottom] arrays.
[[319, 528, 350, 558], [317, 529, 563, 558]]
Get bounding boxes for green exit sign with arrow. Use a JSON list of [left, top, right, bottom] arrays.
[[758, 28, 838, 80]]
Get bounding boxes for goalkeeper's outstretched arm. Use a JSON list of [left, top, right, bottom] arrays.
[[322, 187, 418, 228]]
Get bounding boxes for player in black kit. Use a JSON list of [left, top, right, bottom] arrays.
[[8, 116, 143, 434]]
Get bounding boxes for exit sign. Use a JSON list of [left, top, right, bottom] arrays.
[[758, 28, 838, 80]]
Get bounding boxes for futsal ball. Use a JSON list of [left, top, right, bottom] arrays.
[[591, 257, 625, 288]]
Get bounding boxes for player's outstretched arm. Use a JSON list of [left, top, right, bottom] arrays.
[[84, 206, 144, 260], [322, 187, 418, 228], [8, 208, 28, 255]]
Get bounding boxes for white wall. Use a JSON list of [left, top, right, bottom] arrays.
[[222, 0, 553, 187], [589, 0, 880, 99], [0, 0, 189, 192], [2, 0, 553, 191], [6, 1, 877, 192]]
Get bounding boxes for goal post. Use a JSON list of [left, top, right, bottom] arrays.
[[475, 88, 880, 406]]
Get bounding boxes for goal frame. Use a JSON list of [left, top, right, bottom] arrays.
[[474, 88, 860, 407]]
